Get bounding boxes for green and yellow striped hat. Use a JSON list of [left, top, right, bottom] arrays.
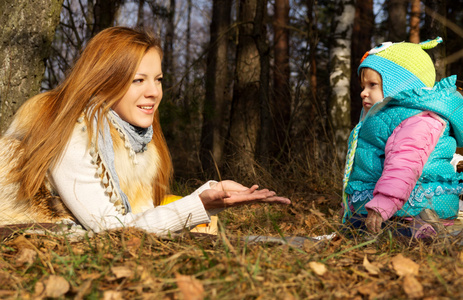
[[358, 37, 442, 98]]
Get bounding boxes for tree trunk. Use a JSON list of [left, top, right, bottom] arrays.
[[200, 0, 232, 176], [91, 0, 123, 35], [307, 0, 317, 100], [445, 0, 463, 80], [0, 0, 64, 134], [272, 0, 290, 160], [387, 0, 408, 41], [409, 0, 421, 43], [163, 0, 176, 91], [329, 0, 355, 163], [184, 0, 192, 105], [254, 0, 271, 166], [137, 0, 146, 28], [226, 0, 266, 177], [423, 0, 447, 80], [350, 0, 373, 124]]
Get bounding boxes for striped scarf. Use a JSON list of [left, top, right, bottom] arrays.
[[342, 121, 362, 223]]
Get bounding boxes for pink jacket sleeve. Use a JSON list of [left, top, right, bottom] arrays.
[[364, 112, 444, 221]]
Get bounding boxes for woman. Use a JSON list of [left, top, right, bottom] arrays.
[[0, 27, 290, 234]]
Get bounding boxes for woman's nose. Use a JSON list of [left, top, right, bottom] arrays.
[[146, 82, 161, 97]]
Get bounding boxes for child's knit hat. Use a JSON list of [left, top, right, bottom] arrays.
[[358, 37, 442, 98]]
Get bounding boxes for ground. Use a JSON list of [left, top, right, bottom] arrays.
[[1, 191, 463, 299]]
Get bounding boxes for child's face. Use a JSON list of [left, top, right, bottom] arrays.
[[360, 68, 383, 114]]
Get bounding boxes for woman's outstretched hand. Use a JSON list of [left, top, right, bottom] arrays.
[[199, 180, 291, 210]]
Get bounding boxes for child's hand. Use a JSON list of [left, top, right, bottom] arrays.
[[365, 209, 384, 233]]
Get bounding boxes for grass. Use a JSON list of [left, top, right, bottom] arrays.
[[1, 200, 463, 299]]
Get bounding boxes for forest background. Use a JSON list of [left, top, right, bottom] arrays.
[[1, 0, 463, 299], [3, 0, 463, 189]]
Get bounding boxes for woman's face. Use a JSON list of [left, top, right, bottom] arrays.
[[112, 49, 163, 128]]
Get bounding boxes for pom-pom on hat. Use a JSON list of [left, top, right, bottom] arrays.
[[358, 37, 442, 98]]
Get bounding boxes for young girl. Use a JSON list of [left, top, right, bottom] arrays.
[[342, 38, 463, 236], [0, 27, 290, 234]]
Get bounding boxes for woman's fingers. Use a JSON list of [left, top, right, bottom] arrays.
[[200, 183, 291, 210]]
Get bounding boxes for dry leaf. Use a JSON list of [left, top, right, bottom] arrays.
[[45, 275, 70, 298], [455, 266, 463, 275], [315, 196, 327, 204], [357, 282, 377, 296], [175, 273, 204, 300], [458, 251, 463, 263], [126, 236, 141, 248], [403, 274, 423, 298], [34, 281, 46, 298], [104, 290, 123, 300], [363, 255, 380, 275], [283, 293, 296, 300], [75, 280, 93, 300], [126, 237, 142, 257], [81, 273, 101, 280], [363, 249, 377, 254], [391, 254, 419, 277], [304, 215, 318, 228], [111, 266, 134, 279], [16, 248, 37, 266], [308, 261, 327, 276], [11, 235, 32, 249]]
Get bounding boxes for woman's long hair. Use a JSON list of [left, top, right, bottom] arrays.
[[9, 26, 172, 207]]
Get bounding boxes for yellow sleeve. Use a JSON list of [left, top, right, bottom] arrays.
[[160, 194, 183, 206]]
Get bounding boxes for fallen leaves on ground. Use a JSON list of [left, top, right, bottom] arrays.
[[175, 273, 205, 300], [391, 254, 420, 277], [308, 261, 327, 276]]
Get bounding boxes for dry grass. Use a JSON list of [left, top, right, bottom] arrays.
[[1, 198, 463, 299]]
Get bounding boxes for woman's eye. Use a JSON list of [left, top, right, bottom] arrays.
[[369, 42, 393, 54], [133, 78, 144, 83], [157, 77, 163, 83]]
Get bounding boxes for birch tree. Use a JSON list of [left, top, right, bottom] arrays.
[[328, 0, 355, 163]]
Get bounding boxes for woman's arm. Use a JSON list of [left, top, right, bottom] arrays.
[[365, 112, 444, 232], [50, 124, 291, 234], [50, 124, 211, 234]]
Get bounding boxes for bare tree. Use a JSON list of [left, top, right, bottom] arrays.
[[272, 0, 291, 159], [0, 0, 64, 133], [307, 0, 318, 100], [387, 0, 408, 41], [409, 0, 421, 43], [91, 0, 124, 35], [200, 0, 233, 176], [163, 0, 176, 91], [226, 0, 269, 176], [351, 0, 373, 124], [423, 0, 447, 80]]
